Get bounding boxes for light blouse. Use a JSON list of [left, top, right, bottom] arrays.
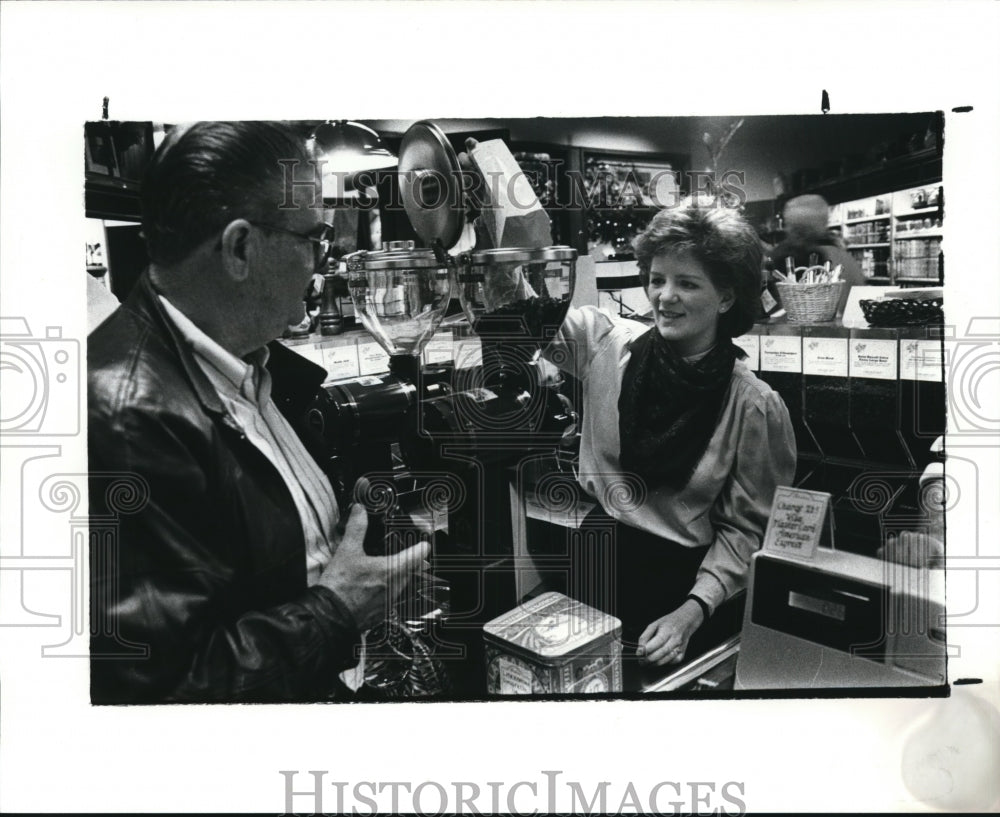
[[545, 306, 797, 613]]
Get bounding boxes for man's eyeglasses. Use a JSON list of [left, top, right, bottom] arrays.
[[248, 220, 336, 271]]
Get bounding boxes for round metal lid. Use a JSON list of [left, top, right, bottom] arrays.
[[398, 121, 465, 250], [469, 245, 578, 265], [346, 243, 445, 271]]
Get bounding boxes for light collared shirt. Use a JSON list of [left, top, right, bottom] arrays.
[[159, 296, 339, 584]]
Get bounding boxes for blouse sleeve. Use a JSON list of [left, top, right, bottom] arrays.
[[543, 305, 632, 382], [690, 387, 798, 613]]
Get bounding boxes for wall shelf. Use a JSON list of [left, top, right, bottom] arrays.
[[844, 214, 891, 224]]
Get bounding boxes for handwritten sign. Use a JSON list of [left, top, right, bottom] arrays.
[[803, 337, 849, 377], [763, 487, 831, 559], [732, 334, 760, 370], [900, 339, 944, 383], [760, 335, 802, 373], [849, 338, 898, 380]]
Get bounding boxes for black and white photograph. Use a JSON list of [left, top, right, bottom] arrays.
[[2, 1, 999, 814]]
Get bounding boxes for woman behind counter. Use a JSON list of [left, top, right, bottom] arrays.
[[545, 204, 797, 668]]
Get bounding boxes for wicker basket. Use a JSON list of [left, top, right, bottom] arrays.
[[776, 281, 845, 323], [860, 297, 943, 327]]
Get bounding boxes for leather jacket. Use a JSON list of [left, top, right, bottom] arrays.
[[88, 273, 360, 703]]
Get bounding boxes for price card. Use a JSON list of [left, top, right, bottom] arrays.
[[322, 342, 360, 381], [454, 336, 484, 370], [763, 487, 831, 559], [733, 334, 760, 370], [423, 331, 454, 365], [357, 341, 390, 375], [760, 335, 802, 373], [849, 338, 898, 380], [900, 339, 944, 382], [803, 337, 849, 377]]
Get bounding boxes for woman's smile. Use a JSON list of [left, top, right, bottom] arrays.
[[647, 252, 733, 357]]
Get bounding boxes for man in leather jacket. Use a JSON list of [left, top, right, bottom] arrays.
[[88, 121, 429, 703]]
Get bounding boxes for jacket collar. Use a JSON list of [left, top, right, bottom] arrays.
[[122, 271, 328, 421]]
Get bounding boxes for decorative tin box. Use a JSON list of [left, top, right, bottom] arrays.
[[483, 592, 622, 695]]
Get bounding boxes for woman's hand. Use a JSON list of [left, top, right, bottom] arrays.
[[636, 599, 705, 666]]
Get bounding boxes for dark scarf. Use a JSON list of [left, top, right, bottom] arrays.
[[618, 328, 744, 491]]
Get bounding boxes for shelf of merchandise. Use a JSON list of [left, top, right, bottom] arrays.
[[844, 214, 891, 225], [894, 277, 941, 285], [894, 204, 941, 219], [829, 185, 943, 287]]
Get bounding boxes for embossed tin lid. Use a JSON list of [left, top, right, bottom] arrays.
[[483, 591, 621, 662]]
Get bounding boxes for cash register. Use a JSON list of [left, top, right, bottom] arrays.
[[735, 546, 946, 689]]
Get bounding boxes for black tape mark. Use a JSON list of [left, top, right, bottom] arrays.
[[821, 89, 830, 114], [954, 677, 983, 685], [951, 105, 973, 113]]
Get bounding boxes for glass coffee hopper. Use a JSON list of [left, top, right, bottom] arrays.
[[344, 120, 465, 383]]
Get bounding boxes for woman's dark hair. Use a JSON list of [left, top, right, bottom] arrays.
[[141, 121, 314, 265], [633, 204, 763, 338]]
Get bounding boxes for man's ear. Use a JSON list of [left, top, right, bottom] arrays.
[[219, 219, 253, 282]]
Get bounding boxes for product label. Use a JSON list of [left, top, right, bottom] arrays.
[[803, 337, 849, 377], [763, 487, 831, 559], [733, 334, 760, 370], [422, 331, 454, 365], [496, 656, 535, 695], [322, 343, 360, 381], [760, 289, 778, 313], [900, 339, 944, 382], [849, 339, 898, 380], [761, 335, 803, 373], [454, 337, 484, 370], [467, 387, 498, 403], [292, 343, 327, 370], [357, 341, 391, 376]]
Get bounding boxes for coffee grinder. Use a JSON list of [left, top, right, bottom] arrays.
[[309, 121, 578, 693]]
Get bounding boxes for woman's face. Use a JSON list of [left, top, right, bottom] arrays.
[[646, 252, 734, 357]]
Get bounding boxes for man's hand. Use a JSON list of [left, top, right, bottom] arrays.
[[877, 531, 945, 569], [316, 501, 430, 632], [636, 599, 706, 666]]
